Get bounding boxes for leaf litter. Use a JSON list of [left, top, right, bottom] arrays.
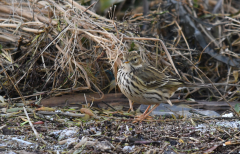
[[0, 0, 240, 153]]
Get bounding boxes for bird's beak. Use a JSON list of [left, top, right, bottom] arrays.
[[123, 60, 129, 64]]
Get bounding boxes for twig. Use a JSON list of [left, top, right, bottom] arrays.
[[0, 63, 25, 104], [23, 107, 48, 144], [172, 49, 240, 117], [0, 124, 6, 130], [101, 101, 117, 111]]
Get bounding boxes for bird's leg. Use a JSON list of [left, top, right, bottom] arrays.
[[127, 100, 134, 112], [135, 105, 151, 117], [142, 105, 151, 115], [133, 105, 151, 123], [133, 104, 159, 123], [141, 104, 159, 119]]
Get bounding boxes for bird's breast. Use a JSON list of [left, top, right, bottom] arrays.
[[117, 69, 165, 104]]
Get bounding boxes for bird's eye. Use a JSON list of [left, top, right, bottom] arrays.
[[134, 58, 137, 61]]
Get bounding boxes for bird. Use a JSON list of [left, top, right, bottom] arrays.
[[117, 51, 197, 122]]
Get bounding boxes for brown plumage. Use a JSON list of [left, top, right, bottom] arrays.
[[117, 51, 193, 122]]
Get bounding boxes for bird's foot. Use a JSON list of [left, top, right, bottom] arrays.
[[132, 104, 158, 123], [133, 114, 152, 123], [127, 107, 134, 113]]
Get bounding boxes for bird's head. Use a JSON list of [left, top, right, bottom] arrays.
[[122, 51, 143, 71]]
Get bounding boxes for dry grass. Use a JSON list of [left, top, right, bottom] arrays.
[[0, 0, 239, 105], [1, 1, 240, 153]]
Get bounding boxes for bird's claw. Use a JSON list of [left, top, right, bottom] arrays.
[[133, 114, 152, 123]]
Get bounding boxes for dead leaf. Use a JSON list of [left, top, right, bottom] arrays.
[[35, 107, 55, 111], [80, 108, 95, 116]]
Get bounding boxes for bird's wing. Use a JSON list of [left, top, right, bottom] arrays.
[[132, 65, 169, 89]]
